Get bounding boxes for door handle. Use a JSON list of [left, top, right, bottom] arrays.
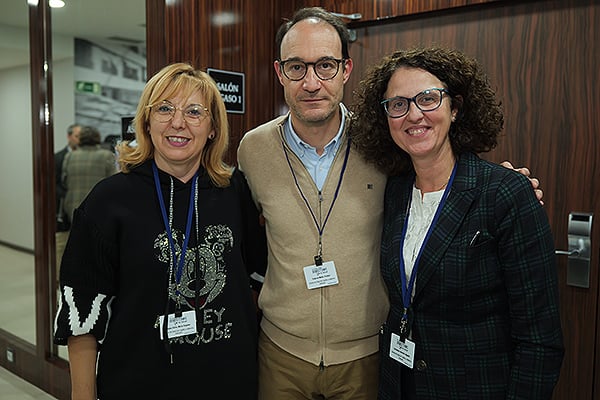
[[555, 212, 593, 288], [555, 238, 585, 256]]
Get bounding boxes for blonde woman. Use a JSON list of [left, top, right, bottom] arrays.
[[55, 63, 265, 399]]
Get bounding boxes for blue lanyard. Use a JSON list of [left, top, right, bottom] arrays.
[[397, 162, 457, 336], [152, 161, 197, 294]]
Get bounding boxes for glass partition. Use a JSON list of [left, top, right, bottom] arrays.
[[50, 0, 146, 360], [0, 0, 36, 346], [0, 0, 145, 361]]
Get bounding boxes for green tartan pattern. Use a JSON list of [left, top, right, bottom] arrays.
[[378, 152, 563, 400]]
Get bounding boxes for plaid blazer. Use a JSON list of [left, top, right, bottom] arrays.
[[378, 152, 564, 400], [62, 146, 117, 223]]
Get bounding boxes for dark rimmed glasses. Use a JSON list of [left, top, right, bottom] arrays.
[[278, 57, 345, 81], [147, 101, 210, 125], [381, 88, 450, 118]]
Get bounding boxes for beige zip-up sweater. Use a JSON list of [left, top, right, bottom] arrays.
[[238, 113, 389, 366]]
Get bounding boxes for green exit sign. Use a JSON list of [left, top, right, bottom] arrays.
[[75, 81, 101, 94]]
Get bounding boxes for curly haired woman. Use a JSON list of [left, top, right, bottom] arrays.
[[350, 47, 563, 400]]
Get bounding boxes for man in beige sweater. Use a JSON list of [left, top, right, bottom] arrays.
[[238, 8, 388, 399], [238, 7, 542, 400]]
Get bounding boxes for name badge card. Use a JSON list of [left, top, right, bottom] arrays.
[[158, 310, 197, 339], [389, 332, 415, 369], [303, 261, 339, 289]]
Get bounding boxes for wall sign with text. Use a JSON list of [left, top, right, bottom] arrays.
[[207, 68, 245, 114]]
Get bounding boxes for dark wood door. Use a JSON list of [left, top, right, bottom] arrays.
[[344, 0, 600, 398]]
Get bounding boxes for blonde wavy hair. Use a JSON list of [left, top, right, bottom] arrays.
[[116, 62, 232, 187]]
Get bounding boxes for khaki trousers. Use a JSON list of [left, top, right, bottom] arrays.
[[258, 330, 379, 400]]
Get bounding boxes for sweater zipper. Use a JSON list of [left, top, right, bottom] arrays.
[[318, 190, 326, 371], [280, 125, 349, 371]]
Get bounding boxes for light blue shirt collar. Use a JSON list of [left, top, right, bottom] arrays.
[[283, 103, 347, 190]]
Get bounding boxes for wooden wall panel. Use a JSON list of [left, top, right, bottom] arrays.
[[298, 0, 504, 22], [146, 0, 289, 165], [144, 0, 510, 163], [343, 0, 600, 228], [343, 1, 600, 398], [145, 0, 165, 73]]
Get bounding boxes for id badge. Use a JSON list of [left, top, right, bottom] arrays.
[[303, 261, 339, 289], [389, 332, 415, 369], [158, 310, 197, 339]]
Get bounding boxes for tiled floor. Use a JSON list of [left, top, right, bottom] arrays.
[[0, 245, 37, 344], [0, 245, 66, 398], [0, 367, 58, 399]]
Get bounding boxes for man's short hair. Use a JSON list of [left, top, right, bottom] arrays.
[[67, 124, 80, 136], [275, 7, 351, 60]]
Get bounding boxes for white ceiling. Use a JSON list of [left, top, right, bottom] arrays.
[[0, 0, 146, 70]]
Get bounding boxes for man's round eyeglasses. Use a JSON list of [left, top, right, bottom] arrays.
[[278, 57, 345, 81], [147, 101, 210, 125], [381, 88, 450, 118]]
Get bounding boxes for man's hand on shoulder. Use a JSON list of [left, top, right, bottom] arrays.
[[500, 161, 544, 206]]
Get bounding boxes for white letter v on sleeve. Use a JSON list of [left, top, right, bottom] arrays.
[[64, 285, 106, 335]]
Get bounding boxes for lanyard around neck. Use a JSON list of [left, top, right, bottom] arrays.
[[397, 161, 458, 334], [282, 136, 351, 261], [152, 161, 198, 295]]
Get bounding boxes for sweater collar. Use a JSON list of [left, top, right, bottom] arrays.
[[133, 159, 211, 189]]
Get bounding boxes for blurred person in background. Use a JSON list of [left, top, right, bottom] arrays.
[[61, 125, 118, 224], [54, 123, 80, 278]]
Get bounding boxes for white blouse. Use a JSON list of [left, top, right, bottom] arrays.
[[402, 185, 445, 299]]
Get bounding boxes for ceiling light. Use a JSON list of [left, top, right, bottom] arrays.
[[49, 0, 65, 8], [211, 12, 239, 27]]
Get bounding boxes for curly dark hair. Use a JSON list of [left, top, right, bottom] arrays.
[[350, 46, 504, 176]]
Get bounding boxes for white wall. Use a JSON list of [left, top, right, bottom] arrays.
[[0, 30, 75, 250], [0, 64, 34, 249], [54, 58, 76, 152], [0, 22, 148, 250], [54, 31, 77, 152], [0, 25, 29, 70]]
